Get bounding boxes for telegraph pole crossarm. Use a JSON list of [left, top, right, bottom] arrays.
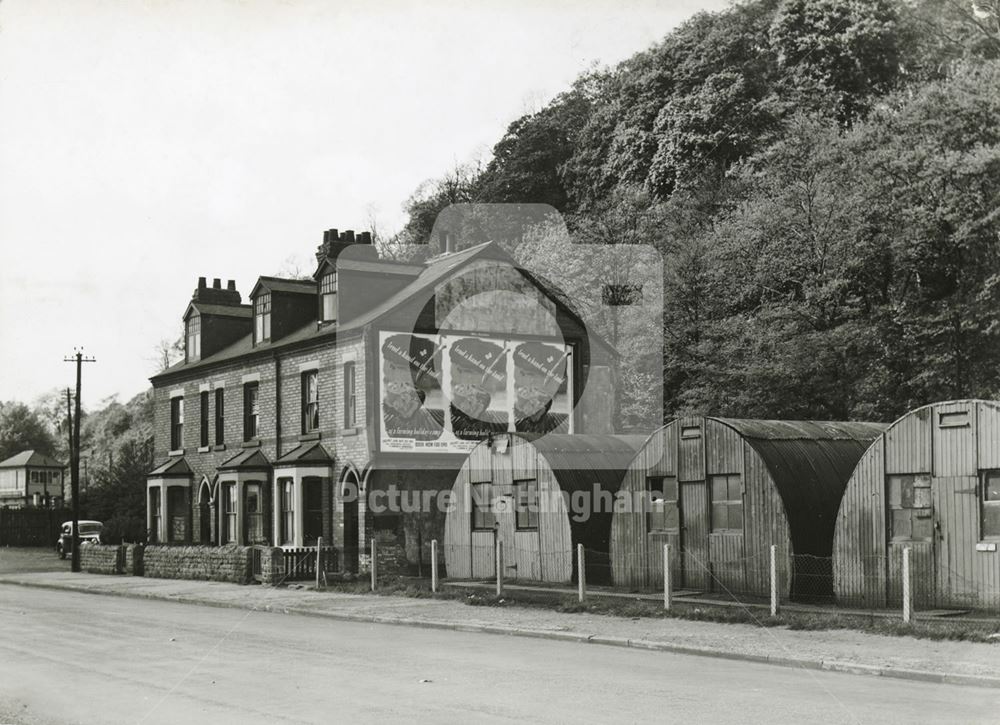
[[63, 350, 96, 573]]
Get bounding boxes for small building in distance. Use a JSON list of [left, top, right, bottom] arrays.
[[610, 417, 885, 599], [0, 450, 64, 508], [444, 433, 642, 584], [834, 400, 1000, 612]]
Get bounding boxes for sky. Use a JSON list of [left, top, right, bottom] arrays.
[[0, 0, 724, 410]]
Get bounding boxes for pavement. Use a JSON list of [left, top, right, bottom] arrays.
[[1, 566, 999, 689]]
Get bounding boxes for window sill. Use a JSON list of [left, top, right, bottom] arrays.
[[648, 529, 679, 536], [213, 444, 227, 452], [168, 449, 184, 457], [197, 446, 210, 453], [340, 427, 359, 437], [299, 432, 321, 442], [241, 439, 262, 449]]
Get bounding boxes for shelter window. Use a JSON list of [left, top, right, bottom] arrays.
[[320, 272, 337, 323], [680, 426, 701, 440], [888, 475, 933, 541], [648, 476, 678, 532], [514, 479, 538, 530], [223, 483, 237, 544], [710, 474, 743, 532], [170, 397, 184, 451], [939, 411, 970, 428], [186, 315, 200, 362], [254, 293, 272, 344], [982, 471, 1000, 539], [471, 482, 495, 530], [200, 391, 210, 448], [301, 370, 319, 434]]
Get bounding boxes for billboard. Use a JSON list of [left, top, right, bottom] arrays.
[[378, 331, 573, 453]]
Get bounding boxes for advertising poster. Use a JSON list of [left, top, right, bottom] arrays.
[[380, 333, 445, 448], [379, 331, 573, 453]]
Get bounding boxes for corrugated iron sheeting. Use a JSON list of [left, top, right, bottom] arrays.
[[719, 418, 887, 559], [517, 433, 644, 584]]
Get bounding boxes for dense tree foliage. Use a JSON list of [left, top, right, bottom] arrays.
[[0, 402, 58, 462], [402, 0, 1000, 424]]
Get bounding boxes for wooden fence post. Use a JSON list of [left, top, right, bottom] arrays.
[[431, 539, 439, 593], [577, 544, 586, 602], [496, 539, 504, 597], [663, 543, 672, 611], [902, 546, 911, 623], [370, 537, 377, 592], [316, 536, 323, 589], [770, 544, 778, 617]]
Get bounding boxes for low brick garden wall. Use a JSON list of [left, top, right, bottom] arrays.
[[79, 544, 124, 575], [143, 545, 252, 584]]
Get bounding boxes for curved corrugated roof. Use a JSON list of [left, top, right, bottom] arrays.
[[713, 417, 887, 560], [515, 433, 644, 495]]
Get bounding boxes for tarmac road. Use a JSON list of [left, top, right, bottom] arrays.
[[0, 585, 997, 725]]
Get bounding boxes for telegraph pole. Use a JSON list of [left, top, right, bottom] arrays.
[[64, 388, 73, 507], [63, 350, 96, 573]]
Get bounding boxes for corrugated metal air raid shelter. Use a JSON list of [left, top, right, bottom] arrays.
[[834, 400, 1000, 611], [610, 417, 886, 599], [444, 433, 641, 584]]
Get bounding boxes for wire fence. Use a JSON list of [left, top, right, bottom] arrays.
[[414, 540, 1000, 617]]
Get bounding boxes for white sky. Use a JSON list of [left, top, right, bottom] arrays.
[[0, 0, 723, 409]]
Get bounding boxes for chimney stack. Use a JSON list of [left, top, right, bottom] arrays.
[[341, 230, 355, 244], [227, 280, 236, 291], [358, 231, 372, 245], [213, 278, 221, 289], [198, 276, 207, 290]]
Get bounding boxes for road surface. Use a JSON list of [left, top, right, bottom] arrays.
[[0, 585, 996, 724]]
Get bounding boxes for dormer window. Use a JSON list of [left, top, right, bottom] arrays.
[[254, 293, 271, 344], [320, 272, 337, 323], [186, 315, 201, 363]]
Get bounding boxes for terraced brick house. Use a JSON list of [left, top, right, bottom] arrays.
[[146, 228, 617, 573]]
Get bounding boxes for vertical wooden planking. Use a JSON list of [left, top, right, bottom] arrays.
[[471, 530, 496, 577], [977, 402, 1000, 469], [680, 481, 709, 589], [705, 420, 742, 475], [538, 453, 573, 583], [708, 533, 745, 593], [885, 406, 931, 475], [833, 438, 886, 608], [444, 463, 472, 579], [932, 402, 977, 477], [677, 417, 705, 482]]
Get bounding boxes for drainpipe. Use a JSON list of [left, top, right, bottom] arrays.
[[274, 353, 282, 459]]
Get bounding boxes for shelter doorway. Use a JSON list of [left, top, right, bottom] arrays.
[[680, 481, 709, 590]]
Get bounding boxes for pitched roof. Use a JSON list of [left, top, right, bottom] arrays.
[[219, 448, 272, 470], [0, 450, 64, 469], [147, 457, 194, 477], [251, 276, 316, 297], [187, 302, 252, 318], [152, 241, 609, 381], [274, 441, 334, 466]]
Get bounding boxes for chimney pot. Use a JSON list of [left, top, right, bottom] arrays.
[[213, 278, 221, 289], [227, 280, 236, 291], [359, 231, 372, 245], [341, 230, 355, 244], [198, 276, 207, 290]]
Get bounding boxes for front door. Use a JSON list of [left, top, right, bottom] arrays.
[[680, 481, 709, 590], [932, 475, 979, 607], [494, 491, 518, 580]]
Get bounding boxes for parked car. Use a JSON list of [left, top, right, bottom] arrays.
[[56, 520, 103, 559]]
